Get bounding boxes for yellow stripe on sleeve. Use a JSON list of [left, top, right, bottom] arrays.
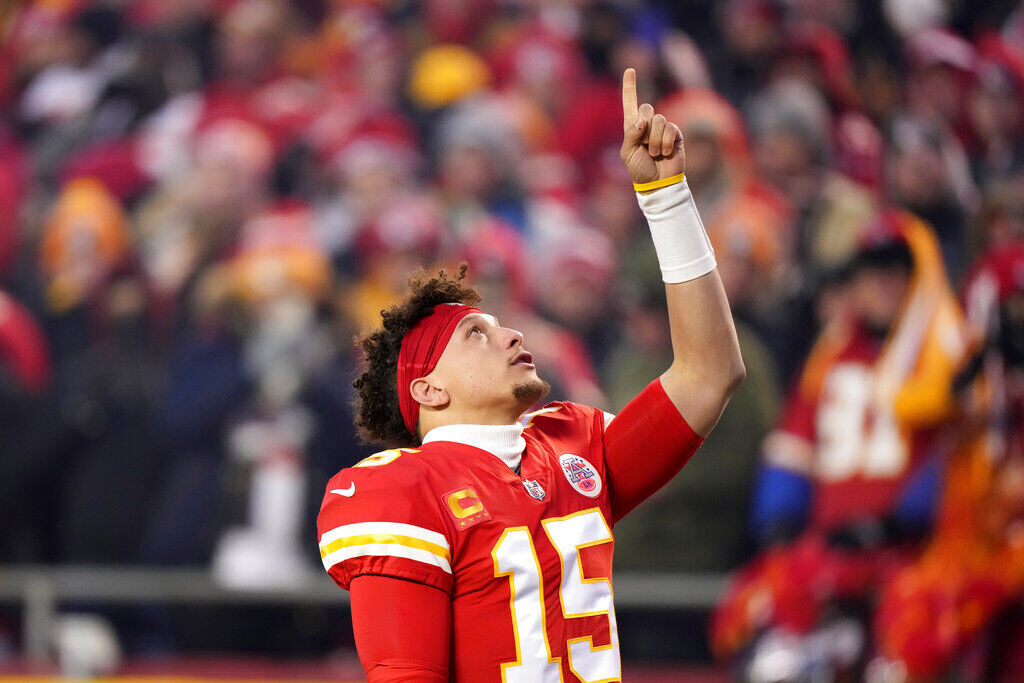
[[319, 533, 451, 563]]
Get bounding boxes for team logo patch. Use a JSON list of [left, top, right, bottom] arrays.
[[443, 487, 490, 530], [559, 454, 602, 498], [522, 479, 546, 501]]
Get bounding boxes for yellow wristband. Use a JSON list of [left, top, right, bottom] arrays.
[[633, 172, 685, 193]]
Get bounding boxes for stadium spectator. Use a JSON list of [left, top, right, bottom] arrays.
[[872, 240, 1024, 679], [712, 212, 971, 679]]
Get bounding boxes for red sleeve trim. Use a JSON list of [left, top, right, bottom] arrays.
[[604, 377, 704, 522], [328, 560, 453, 594]]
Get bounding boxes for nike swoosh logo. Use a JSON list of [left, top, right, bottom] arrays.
[[331, 483, 356, 497]]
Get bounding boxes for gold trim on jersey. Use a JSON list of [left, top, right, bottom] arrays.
[[319, 522, 452, 574]]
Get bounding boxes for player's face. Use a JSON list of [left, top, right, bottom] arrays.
[[430, 312, 549, 417]]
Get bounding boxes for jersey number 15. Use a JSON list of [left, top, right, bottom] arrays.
[[491, 508, 620, 683]]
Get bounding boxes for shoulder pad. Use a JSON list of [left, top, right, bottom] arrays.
[[521, 402, 594, 429], [350, 447, 422, 469]]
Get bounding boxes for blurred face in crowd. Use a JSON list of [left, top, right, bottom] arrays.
[[216, 0, 289, 83], [719, 0, 780, 63], [188, 160, 265, 232], [850, 260, 912, 336], [611, 39, 659, 94], [889, 143, 949, 210], [542, 269, 608, 332], [473, 271, 515, 316], [754, 129, 818, 209], [969, 74, 1023, 145], [855, 56, 902, 123], [715, 251, 757, 311], [910, 64, 965, 124], [441, 144, 498, 200], [588, 171, 640, 246], [984, 182, 1024, 246], [188, 121, 273, 233], [815, 276, 854, 330], [341, 158, 413, 218], [681, 130, 722, 194], [773, 54, 827, 97]]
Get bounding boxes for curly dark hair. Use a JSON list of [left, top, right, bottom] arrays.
[[352, 263, 481, 447]]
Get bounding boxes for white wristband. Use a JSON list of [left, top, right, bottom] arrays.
[[636, 179, 716, 284]]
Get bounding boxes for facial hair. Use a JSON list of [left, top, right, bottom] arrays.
[[513, 378, 551, 405]]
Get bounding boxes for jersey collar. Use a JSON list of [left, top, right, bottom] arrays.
[[421, 422, 526, 472]]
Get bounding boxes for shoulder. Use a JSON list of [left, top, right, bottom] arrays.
[[324, 444, 437, 489], [521, 401, 611, 452], [317, 448, 445, 536], [521, 401, 603, 429], [317, 447, 454, 592]]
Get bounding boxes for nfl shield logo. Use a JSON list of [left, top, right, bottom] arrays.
[[522, 479, 546, 500]]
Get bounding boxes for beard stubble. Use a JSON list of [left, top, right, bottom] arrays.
[[512, 378, 551, 405]]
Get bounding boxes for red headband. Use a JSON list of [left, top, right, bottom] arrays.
[[397, 303, 481, 436]]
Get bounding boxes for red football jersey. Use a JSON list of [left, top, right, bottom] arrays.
[[765, 324, 940, 531], [317, 401, 622, 682]]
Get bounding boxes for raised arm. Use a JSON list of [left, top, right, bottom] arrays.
[[619, 67, 745, 436]]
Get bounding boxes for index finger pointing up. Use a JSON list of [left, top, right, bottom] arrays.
[[622, 67, 638, 129]]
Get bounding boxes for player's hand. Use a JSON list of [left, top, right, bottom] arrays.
[[619, 67, 685, 185]]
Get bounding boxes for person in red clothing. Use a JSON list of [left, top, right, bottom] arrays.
[[315, 68, 746, 682], [874, 241, 1024, 679], [712, 211, 971, 678]]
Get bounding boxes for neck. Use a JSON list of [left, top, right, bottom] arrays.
[[422, 422, 526, 471], [418, 403, 526, 440]]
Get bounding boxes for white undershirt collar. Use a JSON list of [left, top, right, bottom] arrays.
[[422, 422, 526, 472]]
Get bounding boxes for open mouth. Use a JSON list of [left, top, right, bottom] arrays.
[[511, 351, 534, 367]]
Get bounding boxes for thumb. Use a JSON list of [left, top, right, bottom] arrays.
[[623, 115, 647, 146]]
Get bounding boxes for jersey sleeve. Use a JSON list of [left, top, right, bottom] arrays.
[[601, 378, 704, 522], [351, 575, 451, 681], [317, 455, 453, 594]]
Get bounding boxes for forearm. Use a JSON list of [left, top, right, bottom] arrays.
[[662, 272, 744, 435], [637, 180, 745, 436]]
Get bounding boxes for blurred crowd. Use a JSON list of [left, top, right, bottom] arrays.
[[1, 0, 1024, 675]]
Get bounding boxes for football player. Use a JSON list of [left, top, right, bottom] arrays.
[[316, 68, 745, 682]]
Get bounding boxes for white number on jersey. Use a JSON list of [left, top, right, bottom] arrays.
[[491, 508, 620, 683], [815, 363, 907, 481]]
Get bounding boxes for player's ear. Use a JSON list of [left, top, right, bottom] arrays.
[[410, 376, 450, 408]]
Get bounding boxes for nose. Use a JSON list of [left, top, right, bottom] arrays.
[[505, 327, 524, 349]]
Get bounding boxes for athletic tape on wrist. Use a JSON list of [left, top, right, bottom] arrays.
[[636, 179, 716, 284]]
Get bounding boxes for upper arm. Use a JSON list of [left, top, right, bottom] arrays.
[[350, 575, 451, 682], [603, 379, 703, 522]]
